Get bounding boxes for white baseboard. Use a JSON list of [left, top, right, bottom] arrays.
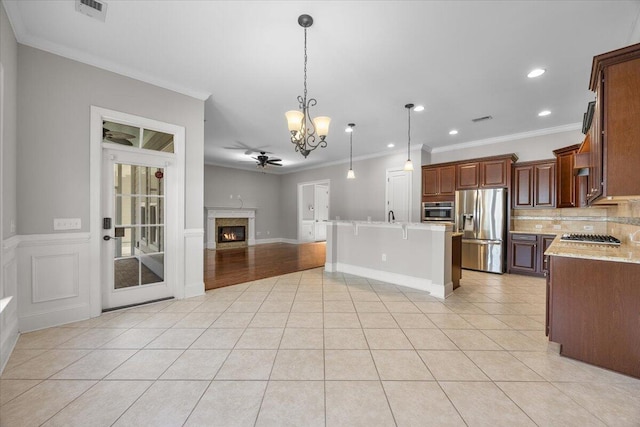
[[330, 262, 452, 299], [19, 303, 91, 333]]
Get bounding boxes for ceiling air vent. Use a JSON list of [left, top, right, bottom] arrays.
[[75, 0, 108, 22], [471, 115, 493, 123]]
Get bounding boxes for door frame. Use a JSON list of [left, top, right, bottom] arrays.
[[385, 168, 413, 223], [101, 148, 175, 310], [297, 179, 330, 243], [89, 107, 185, 316]]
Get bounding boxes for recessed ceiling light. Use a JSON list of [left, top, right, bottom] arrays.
[[449, 130, 458, 135], [387, 143, 395, 148], [528, 68, 546, 78], [413, 105, 425, 112], [538, 110, 551, 117]]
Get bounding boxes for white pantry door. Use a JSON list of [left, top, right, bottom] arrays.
[[386, 169, 412, 222]]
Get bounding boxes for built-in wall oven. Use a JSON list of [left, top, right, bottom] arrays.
[[422, 201, 455, 222]]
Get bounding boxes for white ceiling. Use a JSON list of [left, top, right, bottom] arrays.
[[5, 1, 640, 172]]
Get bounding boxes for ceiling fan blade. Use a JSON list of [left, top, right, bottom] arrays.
[[104, 129, 136, 140], [268, 158, 282, 163], [107, 138, 134, 146]]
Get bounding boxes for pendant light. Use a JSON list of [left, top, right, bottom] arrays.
[[403, 103, 414, 171], [285, 14, 331, 158], [346, 123, 356, 179]]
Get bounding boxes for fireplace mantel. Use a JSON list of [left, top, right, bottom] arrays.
[[207, 209, 256, 249]]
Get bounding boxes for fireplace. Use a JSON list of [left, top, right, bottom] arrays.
[[214, 216, 250, 249], [218, 226, 246, 243]]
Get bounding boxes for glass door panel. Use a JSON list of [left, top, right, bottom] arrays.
[[112, 163, 165, 291]]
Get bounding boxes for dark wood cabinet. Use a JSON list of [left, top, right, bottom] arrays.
[[480, 159, 509, 188], [511, 160, 556, 209], [587, 43, 640, 203], [455, 154, 517, 191], [456, 162, 479, 189], [548, 255, 640, 379], [452, 234, 462, 289], [553, 144, 582, 208], [508, 233, 555, 277], [422, 165, 455, 201]]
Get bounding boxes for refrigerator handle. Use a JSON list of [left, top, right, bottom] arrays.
[[475, 190, 480, 238]]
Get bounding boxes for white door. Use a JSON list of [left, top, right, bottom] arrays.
[[102, 148, 174, 310], [386, 169, 412, 222], [314, 184, 329, 241]]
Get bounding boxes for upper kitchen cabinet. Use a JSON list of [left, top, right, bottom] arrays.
[[455, 154, 518, 190], [422, 165, 456, 202], [586, 42, 640, 203], [512, 160, 556, 209], [553, 144, 584, 208]]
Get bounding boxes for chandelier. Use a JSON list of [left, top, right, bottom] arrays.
[[285, 14, 331, 158], [403, 103, 414, 171]]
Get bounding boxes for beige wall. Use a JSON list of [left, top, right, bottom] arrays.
[[1, 1, 17, 239], [17, 45, 205, 234]]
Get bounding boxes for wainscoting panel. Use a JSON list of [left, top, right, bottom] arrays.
[[1, 236, 19, 372], [18, 234, 91, 332], [31, 253, 79, 303]]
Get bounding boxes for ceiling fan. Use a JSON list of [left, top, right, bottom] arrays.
[[224, 141, 272, 155], [254, 151, 282, 168], [103, 127, 136, 146]]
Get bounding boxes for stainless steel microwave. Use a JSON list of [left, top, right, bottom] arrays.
[[422, 201, 455, 222]]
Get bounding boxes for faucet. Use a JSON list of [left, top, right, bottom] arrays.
[[388, 210, 395, 223]]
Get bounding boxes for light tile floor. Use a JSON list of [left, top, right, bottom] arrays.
[[1, 269, 639, 426]]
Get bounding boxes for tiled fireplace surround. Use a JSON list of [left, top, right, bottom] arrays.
[[207, 209, 256, 250], [511, 200, 640, 240]]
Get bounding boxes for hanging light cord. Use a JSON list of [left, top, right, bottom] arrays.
[[350, 131, 353, 169], [407, 107, 412, 160], [303, 27, 308, 108]]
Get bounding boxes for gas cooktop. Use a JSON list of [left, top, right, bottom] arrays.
[[560, 233, 621, 246]]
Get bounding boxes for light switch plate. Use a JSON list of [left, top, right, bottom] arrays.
[[54, 218, 82, 230]]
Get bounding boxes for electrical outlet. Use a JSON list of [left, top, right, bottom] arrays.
[[382, 254, 387, 262], [53, 218, 82, 230], [553, 225, 562, 230], [535, 224, 543, 229], [584, 225, 594, 231], [257, 231, 262, 236], [229, 194, 233, 199], [10, 219, 16, 233]]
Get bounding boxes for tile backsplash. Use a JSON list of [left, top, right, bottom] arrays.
[[511, 200, 640, 242]]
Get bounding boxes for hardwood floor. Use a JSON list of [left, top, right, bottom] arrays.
[[204, 242, 326, 290]]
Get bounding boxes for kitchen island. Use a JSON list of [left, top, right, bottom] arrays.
[[325, 221, 455, 299], [545, 236, 640, 379]]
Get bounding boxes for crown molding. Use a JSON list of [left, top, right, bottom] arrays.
[[3, 2, 210, 101], [430, 123, 582, 154]]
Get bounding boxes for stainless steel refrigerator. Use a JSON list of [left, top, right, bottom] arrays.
[[455, 188, 507, 274]]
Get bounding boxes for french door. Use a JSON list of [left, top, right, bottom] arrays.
[[102, 148, 174, 310]]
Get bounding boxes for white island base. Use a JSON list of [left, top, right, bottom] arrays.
[[325, 221, 454, 299]]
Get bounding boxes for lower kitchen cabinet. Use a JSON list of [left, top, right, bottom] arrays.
[[452, 234, 462, 289], [548, 255, 640, 379], [508, 233, 555, 277]]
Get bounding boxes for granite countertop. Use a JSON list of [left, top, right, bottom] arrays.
[[545, 235, 640, 264], [329, 220, 454, 231], [509, 230, 560, 235]]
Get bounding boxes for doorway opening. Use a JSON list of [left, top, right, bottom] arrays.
[[298, 180, 330, 242]]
